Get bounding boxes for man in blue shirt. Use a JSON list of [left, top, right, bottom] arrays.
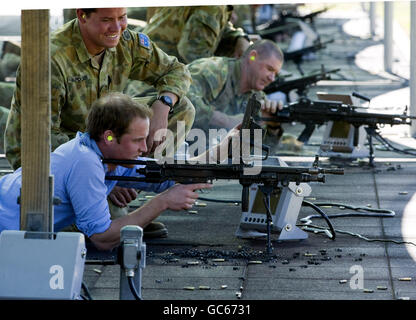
[[0, 93, 213, 251]]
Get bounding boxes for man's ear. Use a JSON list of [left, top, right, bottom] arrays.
[[76, 9, 87, 23], [249, 50, 258, 62], [103, 130, 114, 144]]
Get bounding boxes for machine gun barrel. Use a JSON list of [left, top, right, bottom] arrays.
[[295, 7, 329, 22], [103, 159, 344, 186], [283, 39, 334, 62], [263, 68, 340, 95], [261, 98, 416, 127]]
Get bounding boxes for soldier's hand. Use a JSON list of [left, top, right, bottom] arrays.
[[260, 98, 283, 115], [209, 110, 243, 130], [146, 100, 170, 155], [108, 186, 138, 208], [260, 98, 283, 129], [161, 183, 213, 211]]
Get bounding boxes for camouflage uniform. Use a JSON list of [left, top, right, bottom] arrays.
[[0, 106, 9, 154], [5, 19, 194, 170], [0, 53, 20, 82], [187, 56, 303, 153], [0, 82, 14, 109], [141, 6, 247, 64], [187, 56, 266, 132]]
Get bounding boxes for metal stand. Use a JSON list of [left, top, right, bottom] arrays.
[[258, 185, 274, 254], [318, 122, 370, 159], [119, 225, 146, 300], [235, 157, 310, 242], [365, 127, 376, 167]]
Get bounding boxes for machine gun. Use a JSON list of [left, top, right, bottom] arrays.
[[263, 66, 340, 99], [260, 97, 416, 165], [103, 157, 344, 254], [256, 7, 329, 39], [280, 7, 330, 25], [283, 39, 334, 75]]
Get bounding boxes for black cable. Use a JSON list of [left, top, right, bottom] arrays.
[[262, 192, 274, 254], [197, 196, 338, 240], [197, 196, 404, 245], [198, 196, 241, 204], [301, 201, 396, 221], [299, 201, 395, 241], [373, 131, 416, 156], [301, 200, 336, 240], [299, 223, 416, 247], [297, 201, 415, 246], [127, 276, 143, 300]]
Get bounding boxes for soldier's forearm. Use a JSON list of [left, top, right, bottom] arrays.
[[209, 111, 243, 130]]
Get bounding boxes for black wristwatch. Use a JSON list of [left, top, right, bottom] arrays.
[[157, 95, 174, 112]]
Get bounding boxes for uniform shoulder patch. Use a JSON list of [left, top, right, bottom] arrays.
[[122, 30, 132, 41], [138, 33, 150, 49]]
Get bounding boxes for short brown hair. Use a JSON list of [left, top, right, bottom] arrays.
[[243, 39, 284, 63], [79, 9, 96, 17], [86, 92, 153, 141]]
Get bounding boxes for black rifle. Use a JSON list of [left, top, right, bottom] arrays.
[[103, 156, 344, 253], [283, 39, 334, 75], [280, 7, 329, 25], [264, 66, 340, 99], [256, 7, 329, 39], [260, 97, 416, 165]]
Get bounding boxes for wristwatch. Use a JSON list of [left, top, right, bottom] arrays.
[[157, 95, 174, 112]]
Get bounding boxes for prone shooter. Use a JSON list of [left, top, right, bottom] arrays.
[[103, 153, 343, 254]]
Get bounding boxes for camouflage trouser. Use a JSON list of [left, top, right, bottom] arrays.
[[0, 82, 15, 108], [0, 106, 9, 154], [0, 53, 20, 81]]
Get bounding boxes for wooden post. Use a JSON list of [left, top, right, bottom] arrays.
[[20, 10, 51, 232]]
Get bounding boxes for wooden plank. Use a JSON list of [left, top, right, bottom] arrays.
[[20, 10, 51, 232]]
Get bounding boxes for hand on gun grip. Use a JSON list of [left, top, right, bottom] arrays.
[[109, 186, 138, 208]]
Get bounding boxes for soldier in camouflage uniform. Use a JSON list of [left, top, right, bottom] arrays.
[[5, 8, 193, 170], [0, 51, 18, 155], [0, 106, 8, 154], [187, 39, 303, 153], [4, 8, 194, 238], [125, 5, 252, 98], [0, 81, 15, 154], [141, 6, 250, 64]]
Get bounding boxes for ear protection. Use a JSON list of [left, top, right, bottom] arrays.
[[107, 135, 113, 142], [82, 14, 86, 19]]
